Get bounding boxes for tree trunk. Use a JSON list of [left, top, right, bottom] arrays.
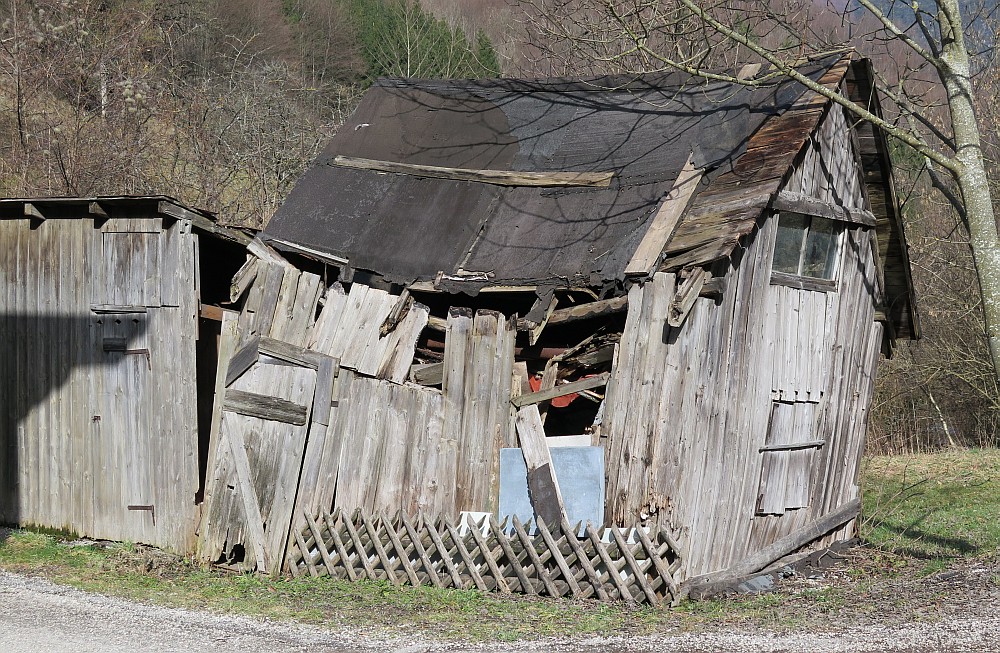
[[939, 0, 1000, 385]]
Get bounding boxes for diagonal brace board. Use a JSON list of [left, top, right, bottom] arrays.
[[625, 154, 705, 276], [227, 427, 269, 572]]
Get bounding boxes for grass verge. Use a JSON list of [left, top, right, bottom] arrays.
[[0, 447, 997, 641], [859, 447, 1000, 560]]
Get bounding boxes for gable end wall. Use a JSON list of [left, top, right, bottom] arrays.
[[602, 102, 885, 581]]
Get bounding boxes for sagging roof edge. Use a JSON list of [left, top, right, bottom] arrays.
[[660, 55, 917, 343], [0, 195, 254, 247], [845, 59, 920, 341]]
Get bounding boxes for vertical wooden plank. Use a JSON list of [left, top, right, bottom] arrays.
[[439, 308, 472, 515], [253, 263, 286, 339], [307, 282, 345, 350], [376, 302, 430, 383], [514, 405, 566, 527], [226, 424, 269, 571]]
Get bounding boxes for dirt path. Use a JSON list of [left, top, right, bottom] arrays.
[[0, 570, 997, 653]]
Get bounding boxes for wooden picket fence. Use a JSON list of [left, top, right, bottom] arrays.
[[285, 508, 684, 606]]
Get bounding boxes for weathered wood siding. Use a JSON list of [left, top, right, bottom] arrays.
[[0, 217, 200, 552], [200, 252, 517, 572], [297, 307, 515, 519], [603, 104, 885, 580]]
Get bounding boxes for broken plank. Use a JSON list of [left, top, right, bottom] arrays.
[[223, 389, 309, 425], [667, 268, 708, 328], [511, 372, 611, 408], [625, 155, 704, 276], [515, 405, 567, 528], [331, 155, 614, 188]]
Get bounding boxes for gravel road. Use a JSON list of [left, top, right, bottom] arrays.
[[0, 570, 997, 653]]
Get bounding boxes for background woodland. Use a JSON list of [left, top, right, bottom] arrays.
[[1, 0, 997, 453]]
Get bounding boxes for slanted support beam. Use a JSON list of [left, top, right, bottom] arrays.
[[625, 155, 704, 276], [681, 498, 861, 599], [515, 405, 567, 528], [511, 372, 610, 408], [772, 191, 877, 227]]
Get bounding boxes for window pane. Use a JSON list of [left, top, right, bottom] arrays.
[[772, 213, 808, 274], [801, 217, 839, 279]]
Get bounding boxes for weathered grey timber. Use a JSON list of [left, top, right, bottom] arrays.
[[600, 93, 886, 579], [0, 197, 239, 553], [0, 55, 919, 597]]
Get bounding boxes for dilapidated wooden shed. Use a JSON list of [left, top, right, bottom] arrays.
[[0, 53, 919, 603], [233, 53, 917, 591]]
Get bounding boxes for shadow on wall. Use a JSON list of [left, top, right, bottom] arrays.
[[0, 313, 149, 527]]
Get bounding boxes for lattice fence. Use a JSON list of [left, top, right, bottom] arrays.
[[286, 509, 684, 606]]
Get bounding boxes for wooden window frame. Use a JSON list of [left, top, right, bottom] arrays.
[[769, 211, 845, 292]]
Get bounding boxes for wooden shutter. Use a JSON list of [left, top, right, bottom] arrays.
[[756, 401, 824, 515]]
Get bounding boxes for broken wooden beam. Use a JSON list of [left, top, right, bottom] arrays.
[[681, 498, 861, 599], [331, 155, 614, 188], [515, 405, 567, 528], [772, 191, 877, 227], [668, 268, 708, 328], [511, 372, 611, 408]]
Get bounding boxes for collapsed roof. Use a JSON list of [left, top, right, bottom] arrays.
[[264, 54, 918, 338]]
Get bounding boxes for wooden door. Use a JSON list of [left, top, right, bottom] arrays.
[[198, 336, 336, 575]]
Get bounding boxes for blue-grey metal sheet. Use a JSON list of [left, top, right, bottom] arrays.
[[499, 446, 605, 532]]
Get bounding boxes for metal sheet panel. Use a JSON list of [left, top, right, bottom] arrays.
[[499, 446, 605, 531]]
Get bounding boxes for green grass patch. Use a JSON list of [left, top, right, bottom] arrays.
[[859, 448, 1000, 559], [0, 448, 997, 640]]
